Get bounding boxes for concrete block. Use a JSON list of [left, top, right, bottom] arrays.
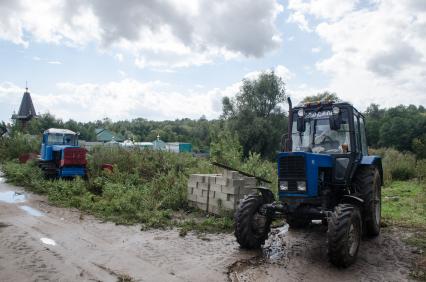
[[210, 183, 222, 192], [198, 182, 210, 191], [208, 175, 217, 184], [189, 174, 205, 183], [244, 177, 257, 188], [222, 197, 237, 210], [215, 176, 228, 186], [238, 187, 254, 198], [197, 194, 208, 204], [211, 190, 228, 201], [221, 180, 243, 194], [187, 187, 198, 202], [224, 170, 241, 179], [230, 179, 244, 187]]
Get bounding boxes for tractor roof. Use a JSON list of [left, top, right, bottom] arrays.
[[44, 128, 77, 135], [294, 100, 355, 110]]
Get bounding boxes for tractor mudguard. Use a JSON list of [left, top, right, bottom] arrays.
[[360, 156, 383, 186], [341, 195, 364, 207], [253, 187, 275, 203]]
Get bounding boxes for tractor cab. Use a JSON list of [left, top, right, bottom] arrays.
[[41, 128, 79, 161], [279, 101, 375, 194], [39, 128, 87, 178]]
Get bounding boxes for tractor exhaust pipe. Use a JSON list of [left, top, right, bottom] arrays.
[[287, 97, 293, 137], [284, 97, 293, 151]]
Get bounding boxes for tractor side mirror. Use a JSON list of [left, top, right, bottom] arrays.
[[297, 117, 306, 132], [329, 113, 342, 130]]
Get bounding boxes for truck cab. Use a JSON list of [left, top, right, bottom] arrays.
[[39, 128, 87, 178]]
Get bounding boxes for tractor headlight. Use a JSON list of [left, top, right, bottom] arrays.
[[332, 106, 340, 115], [297, 181, 306, 191], [280, 181, 288, 191]]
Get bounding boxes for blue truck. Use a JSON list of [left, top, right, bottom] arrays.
[[38, 128, 87, 178]]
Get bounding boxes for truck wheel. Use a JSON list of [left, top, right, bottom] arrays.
[[286, 216, 311, 229], [355, 166, 381, 236], [327, 204, 362, 268], [234, 194, 271, 249]]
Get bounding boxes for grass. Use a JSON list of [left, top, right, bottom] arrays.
[[0, 147, 243, 233], [381, 180, 426, 280], [382, 180, 426, 228]]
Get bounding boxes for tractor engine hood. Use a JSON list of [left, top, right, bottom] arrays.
[[277, 151, 333, 198]]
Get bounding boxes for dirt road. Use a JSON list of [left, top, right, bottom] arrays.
[[0, 174, 418, 282]]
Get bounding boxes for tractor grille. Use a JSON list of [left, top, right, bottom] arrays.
[[279, 155, 306, 192]]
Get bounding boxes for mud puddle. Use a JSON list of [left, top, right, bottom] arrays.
[[20, 205, 44, 217], [0, 191, 26, 203], [40, 237, 57, 246]]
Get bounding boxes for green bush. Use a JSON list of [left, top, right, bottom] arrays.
[[0, 133, 40, 162], [416, 160, 426, 182], [370, 148, 416, 183]]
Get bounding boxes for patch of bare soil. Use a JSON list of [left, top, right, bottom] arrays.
[[228, 223, 419, 282]]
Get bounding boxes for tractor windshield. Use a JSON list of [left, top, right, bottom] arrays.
[[47, 133, 78, 146], [291, 109, 350, 154]]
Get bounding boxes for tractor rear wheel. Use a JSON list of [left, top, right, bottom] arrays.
[[355, 166, 381, 236], [234, 194, 272, 249], [327, 204, 362, 268]]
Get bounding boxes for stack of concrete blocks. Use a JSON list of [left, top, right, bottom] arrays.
[[187, 170, 257, 215]]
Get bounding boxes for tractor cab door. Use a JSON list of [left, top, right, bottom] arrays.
[[348, 110, 368, 180]]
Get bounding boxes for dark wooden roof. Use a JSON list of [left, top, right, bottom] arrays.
[[12, 89, 37, 120]]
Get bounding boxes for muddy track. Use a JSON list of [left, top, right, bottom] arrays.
[[227, 224, 417, 282], [0, 175, 419, 282]]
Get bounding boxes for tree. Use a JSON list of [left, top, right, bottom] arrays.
[[302, 91, 339, 103], [222, 70, 288, 159], [413, 134, 426, 159]]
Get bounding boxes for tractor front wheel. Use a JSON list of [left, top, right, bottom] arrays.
[[327, 204, 362, 268], [234, 194, 272, 249]]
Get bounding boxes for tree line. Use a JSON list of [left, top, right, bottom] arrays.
[[4, 71, 425, 159]]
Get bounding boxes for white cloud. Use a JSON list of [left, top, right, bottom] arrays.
[[0, 0, 284, 69], [32, 56, 41, 61], [47, 61, 61, 65], [288, 0, 358, 21], [311, 47, 321, 53], [287, 11, 312, 32], [118, 70, 126, 77], [289, 0, 426, 109], [244, 65, 295, 82], [0, 79, 241, 122], [275, 65, 295, 81], [115, 53, 124, 62], [0, 64, 296, 122]]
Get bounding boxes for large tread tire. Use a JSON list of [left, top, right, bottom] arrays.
[[354, 166, 381, 236], [286, 216, 311, 229], [327, 204, 362, 268], [234, 194, 272, 249]]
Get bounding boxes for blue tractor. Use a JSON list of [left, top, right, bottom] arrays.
[[234, 99, 382, 267], [38, 128, 87, 178]]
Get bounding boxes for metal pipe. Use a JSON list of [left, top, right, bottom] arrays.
[[287, 97, 293, 151], [211, 161, 272, 184]]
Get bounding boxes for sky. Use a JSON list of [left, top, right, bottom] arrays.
[[0, 0, 425, 122]]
